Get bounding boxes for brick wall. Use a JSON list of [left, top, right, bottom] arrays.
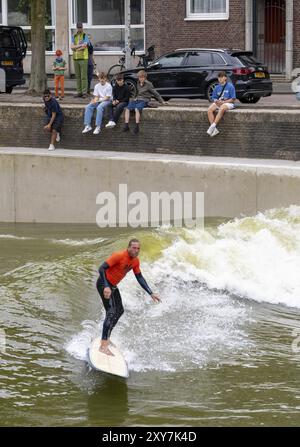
[[293, 1, 300, 69], [145, 0, 245, 57], [0, 104, 300, 160]]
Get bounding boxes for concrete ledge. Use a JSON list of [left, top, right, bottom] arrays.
[[1, 104, 300, 160], [1, 148, 300, 223]]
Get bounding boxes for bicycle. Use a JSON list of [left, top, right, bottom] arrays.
[[107, 45, 156, 82]]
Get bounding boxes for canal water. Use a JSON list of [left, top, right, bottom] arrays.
[[0, 206, 300, 426]]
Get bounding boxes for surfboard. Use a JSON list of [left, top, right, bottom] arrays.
[[88, 337, 129, 378]]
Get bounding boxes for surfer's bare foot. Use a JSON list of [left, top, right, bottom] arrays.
[[99, 343, 114, 356]]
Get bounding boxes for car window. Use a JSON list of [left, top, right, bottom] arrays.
[[212, 53, 226, 65], [237, 54, 263, 65], [185, 52, 212, 66], [156, 52, 186, 68], [0, 30, 14, 48]]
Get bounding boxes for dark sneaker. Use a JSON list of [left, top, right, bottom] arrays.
[[133, 125, 139, 135], [74, 93, 83, 98], [122, 124, 130, 132]]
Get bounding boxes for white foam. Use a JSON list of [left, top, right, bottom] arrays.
[[48, 237, 106, 247]]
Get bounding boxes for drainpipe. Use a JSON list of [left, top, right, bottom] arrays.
[[286, 0, 293, 80], [124, 0, 131, 69], [245, 0, 253, 51]]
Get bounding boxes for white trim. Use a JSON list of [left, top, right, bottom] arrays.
[[2, 0, 8, 25], [185, 0, 229, 21], [51, 0, 56, 26], [87, 0, 92, 25]]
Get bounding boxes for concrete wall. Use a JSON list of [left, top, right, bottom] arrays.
[[0, 104, 300, 161], [1, 148, 300, 223]]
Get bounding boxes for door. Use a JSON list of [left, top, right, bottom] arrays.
[[254, 0, 286, 74], [146, 52, 186, 96], [180, 51, 213, 97]]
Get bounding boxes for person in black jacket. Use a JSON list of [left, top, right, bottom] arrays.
[[42, 89, 64, 151], [105, 73, 131, 128]]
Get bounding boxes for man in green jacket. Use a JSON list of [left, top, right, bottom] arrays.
[[71, 22, 89, 98]]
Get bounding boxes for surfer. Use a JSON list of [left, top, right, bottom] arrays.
[[97, 239, 161, 356]]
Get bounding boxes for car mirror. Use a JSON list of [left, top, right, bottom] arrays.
[[149, 62, 162, 70]]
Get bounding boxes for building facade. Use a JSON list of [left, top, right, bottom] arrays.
[[0, 0, 299, 79]]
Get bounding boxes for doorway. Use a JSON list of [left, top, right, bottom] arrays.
[[253, 0, 286, 73]]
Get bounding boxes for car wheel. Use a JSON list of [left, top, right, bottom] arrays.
[[125, 79, 137, 98], [206, 80, 218, 102], [162, 97, 170, 101], [6, 86, 13, 94], [239, 96, 260, 104]]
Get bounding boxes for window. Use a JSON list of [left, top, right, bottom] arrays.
[[186, 51, 212, 66], [70, 0, 145, 52], [157, 52, 186, 68], [186, 0, 229, 20], [212, 53, 227, 65], [73, 0, 87, 23], [0, 29, 14, 46], [1, 0, 56, 51]]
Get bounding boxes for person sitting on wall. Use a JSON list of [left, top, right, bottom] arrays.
[[105, 73, 131, 128], [123, 70, 166, 135], [207, 71, 236, 137], [43, 89, 64, 151], [82, 72, 112, 135]]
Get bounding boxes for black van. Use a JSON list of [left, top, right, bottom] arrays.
[[0, 26, 27, 93]]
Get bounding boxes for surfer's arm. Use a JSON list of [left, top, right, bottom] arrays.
[[98, 262, 110, 288], [135, 272, 153, 295]]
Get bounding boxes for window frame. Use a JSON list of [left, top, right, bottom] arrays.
[[185, 0, 229, 21], [0, 0, 56, 54], [69, 0, 145, 55]]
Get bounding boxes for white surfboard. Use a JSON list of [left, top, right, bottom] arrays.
[[88, 337, 129, 378]]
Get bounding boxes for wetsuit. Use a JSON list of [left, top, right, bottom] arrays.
[[97, 250, 153, 340]]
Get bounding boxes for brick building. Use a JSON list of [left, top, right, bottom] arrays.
[[0, 0, 298, 78], [145, 0, 298, 78]]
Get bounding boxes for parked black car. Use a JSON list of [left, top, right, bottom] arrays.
[[121, 48, 273, 103], [0, 26, 27, 93]]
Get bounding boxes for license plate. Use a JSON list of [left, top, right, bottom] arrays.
[[254, 72, 265, 78], [2, 61, 14, 66]]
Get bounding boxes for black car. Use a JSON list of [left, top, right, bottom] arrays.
[[121, 48, 273, 104], [0, 26, 27, 93]]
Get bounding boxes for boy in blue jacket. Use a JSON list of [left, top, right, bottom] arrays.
[[207, 71, 236, 137]]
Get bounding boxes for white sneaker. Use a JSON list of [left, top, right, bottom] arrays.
[[93, 126, 101, 135], [48, 144, 55, 151], [207, 123, 216, 136], [82, 125, 92, 134], [211, 127, 220, 137], [56, 132, 60, 143], [105, 121, 116, 128]]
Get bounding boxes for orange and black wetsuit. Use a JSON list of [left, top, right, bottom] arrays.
[[97, 250, 153, 340]]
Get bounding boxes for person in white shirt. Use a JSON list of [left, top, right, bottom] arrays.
[[82, 72, 112, 135]]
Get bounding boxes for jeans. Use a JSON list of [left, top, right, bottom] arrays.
[[84, 100, 111, 127], [107, 102, 128, 123]]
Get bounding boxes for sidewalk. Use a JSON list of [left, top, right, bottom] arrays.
[[19, 74, 294, 93], [0, 76, 298, 108]]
